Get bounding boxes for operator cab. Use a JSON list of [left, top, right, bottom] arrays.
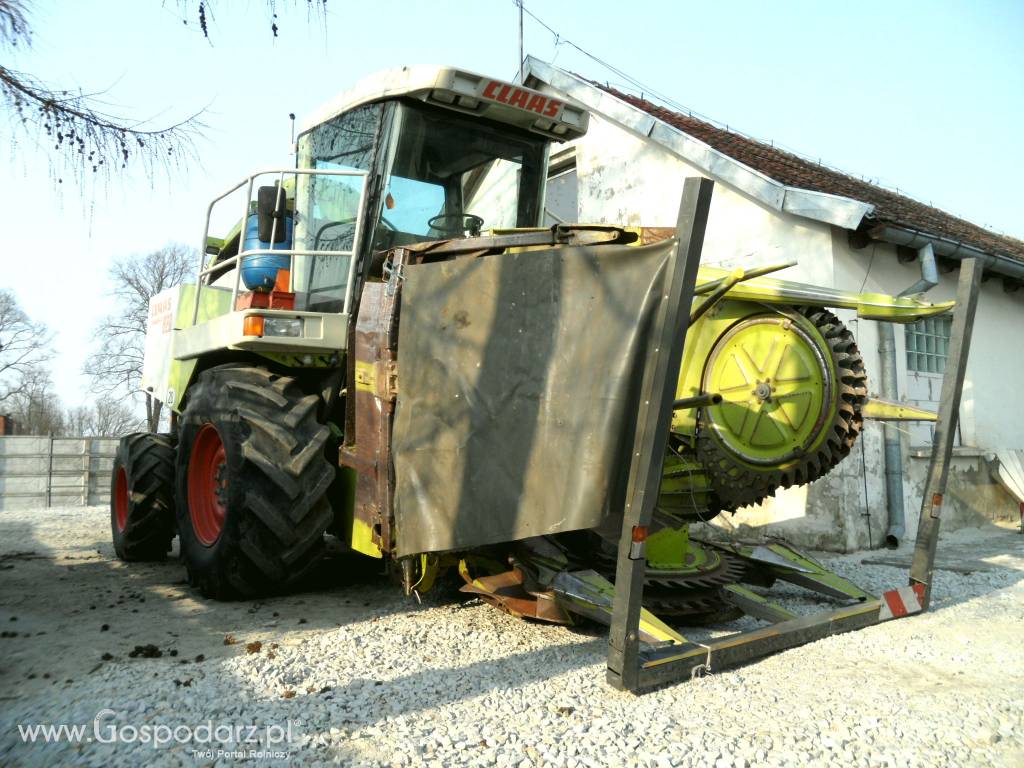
[[290, 66, 588, 311], [194, 67, 587, 325]]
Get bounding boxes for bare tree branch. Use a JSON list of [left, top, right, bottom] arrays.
[[65, 398, 142, 437], [0, 63, 204, 186], [1, 1, 334, 190], [6, 366, 64, 434], [0, 287, 51, 403], [173, 1, 327, 41], [0, 0, 27, 47], [85, 243, 195, 432], [0, 0, 204, 188]]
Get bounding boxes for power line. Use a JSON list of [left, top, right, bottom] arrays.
[[512, 2, 717, 125]]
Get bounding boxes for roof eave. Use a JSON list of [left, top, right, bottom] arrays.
[[868, 221, 1024, 281], [524, 56, 873, 231]]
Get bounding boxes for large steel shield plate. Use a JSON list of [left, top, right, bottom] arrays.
[[392, 240, 674, 555]]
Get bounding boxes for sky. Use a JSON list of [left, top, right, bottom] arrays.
[[3, 0, 1022, 409]]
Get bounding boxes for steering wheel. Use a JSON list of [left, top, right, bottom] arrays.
[[427, 213, 484, 237]]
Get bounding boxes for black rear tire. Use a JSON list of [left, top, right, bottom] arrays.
[[175, 365, 334, 600], [110, 433, 177, 561]]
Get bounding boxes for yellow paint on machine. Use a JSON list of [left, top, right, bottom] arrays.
[[354, 360, 377, 392], [861, 397, 938, 422], [336, 466, 382, 558]]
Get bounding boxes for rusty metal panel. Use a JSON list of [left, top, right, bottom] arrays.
[[339, 254, 406, 553], [391, 240, 676, 555], [458, 567, 569, 623]]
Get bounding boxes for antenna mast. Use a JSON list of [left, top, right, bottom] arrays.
[[518, 2, 524, 82]]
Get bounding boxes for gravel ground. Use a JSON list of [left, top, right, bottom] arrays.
[[0, 505, 1022, 767]]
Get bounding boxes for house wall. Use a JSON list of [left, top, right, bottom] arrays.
[[552, 110, 1020, 551], [831, 237, 1024, 452], [572, 115, 836, 287], [831, 231, 1024, 538]]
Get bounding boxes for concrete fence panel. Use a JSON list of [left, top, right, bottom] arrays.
[[0, 436, 120, 510]]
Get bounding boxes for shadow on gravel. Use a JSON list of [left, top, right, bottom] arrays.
[[0, 512, 424, 756], [0, 526, 421, 671], [860, 522, 1024, 573], [0, 511, 609, 765], [855, 521, 1024, 609], [6, 508, 1023, 765]]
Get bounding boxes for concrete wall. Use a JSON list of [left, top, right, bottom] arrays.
[[0, 436, 118, 510], [903, 450, 1019, 542], [554, 109, 1019, 550]]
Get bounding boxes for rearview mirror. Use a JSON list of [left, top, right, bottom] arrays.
[[257, 185, 289, 243]]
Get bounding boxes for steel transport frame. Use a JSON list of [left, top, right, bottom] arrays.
[[607, 177, 983, 693]]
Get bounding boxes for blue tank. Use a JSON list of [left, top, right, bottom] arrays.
[[240, 214, 293, 291]]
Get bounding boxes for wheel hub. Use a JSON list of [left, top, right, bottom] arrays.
[[188, 423, 228, 546], [213, 463, 228, 508], [703, 316, 833, 466], [114, 466, 129, 532]]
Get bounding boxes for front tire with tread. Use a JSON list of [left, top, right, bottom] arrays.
[[175, 365, 334, 600]]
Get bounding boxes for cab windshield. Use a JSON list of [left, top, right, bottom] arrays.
[[374, 103, 547, 250], [294, 100, 548, 311], [294, 103, 383, 311]]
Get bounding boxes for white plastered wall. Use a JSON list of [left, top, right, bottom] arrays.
[[573, 115, 835, 287], [565, 113, 879, 550], [555, 108, 1023, 550], [832, 231, 1024, 540]]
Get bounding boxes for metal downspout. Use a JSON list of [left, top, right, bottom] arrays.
[[878, 323, 904, 548], [898, 242, 940, 299], [881, 243, 938, 548]]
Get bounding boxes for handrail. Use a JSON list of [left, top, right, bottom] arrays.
[[193, 167, 369, 325], [197, 249, 356, 279]]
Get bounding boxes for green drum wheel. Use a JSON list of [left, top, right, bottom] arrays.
[[696, 307, 867, 510]]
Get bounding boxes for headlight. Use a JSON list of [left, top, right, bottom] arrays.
[[263, 317, 302, 337]]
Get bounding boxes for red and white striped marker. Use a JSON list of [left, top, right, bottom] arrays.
[[878, 583, 927, 621]]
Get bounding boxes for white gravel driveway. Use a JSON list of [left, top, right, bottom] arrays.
[[0, 505, 1021, 767]]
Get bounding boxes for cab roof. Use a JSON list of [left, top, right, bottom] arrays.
[[299, 65, 589, 143]]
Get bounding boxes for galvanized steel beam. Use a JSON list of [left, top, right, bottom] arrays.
[[910, 257, 982, 607], [606, 177, 712, 692]]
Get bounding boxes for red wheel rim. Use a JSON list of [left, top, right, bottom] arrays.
[[114, 466, 129, 532], [188, 424, 228, 546]]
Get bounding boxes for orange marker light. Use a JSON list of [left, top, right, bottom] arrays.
[[628, 526, 647, 560], [243, 315, 265, 337]]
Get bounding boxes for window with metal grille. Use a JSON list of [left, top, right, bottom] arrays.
[[905, 315, 952, 374]]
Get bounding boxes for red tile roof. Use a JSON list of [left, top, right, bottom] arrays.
[[600, 85, 1024, 264]]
